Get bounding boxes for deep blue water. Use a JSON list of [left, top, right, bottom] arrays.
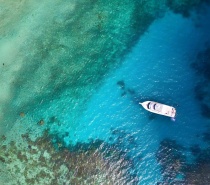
[[1, 2, 210, 185]]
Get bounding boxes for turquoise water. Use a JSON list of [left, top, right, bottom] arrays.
[[1, 1, 210, 185], [73, 9, 210, 184]]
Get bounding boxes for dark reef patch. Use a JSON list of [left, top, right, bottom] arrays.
[[194, 82, 207, 101], [110, 128, 140, 162], [202, 132, 210, 143], [192, 47, 210, 119], [117, 80, 136, 98], [157, 136, 210, 184], [166, 0, 210, 17], [156, 180, 185, 185], [192, 47, 210, 80], [117, 80, 125, 89], [184, 147, 210, 184], [201, 103, 210, 118], [156, 139, 186, 184], [190, 144, 201, 156]]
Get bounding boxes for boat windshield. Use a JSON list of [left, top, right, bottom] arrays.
[[147, 102, 151, 109], [147, 102, 162, 111], [154, 103, 162, 111]]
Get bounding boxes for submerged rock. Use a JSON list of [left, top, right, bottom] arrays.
[[20, 112, 25, 117], [38, 119, 45, 126]]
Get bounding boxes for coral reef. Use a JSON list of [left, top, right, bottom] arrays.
[[0, 130, 138, 185]]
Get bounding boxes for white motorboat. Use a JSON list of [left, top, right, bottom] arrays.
[[139, 101, 176, 118]]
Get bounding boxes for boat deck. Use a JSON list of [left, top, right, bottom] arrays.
[[140, 101, 176, 118]]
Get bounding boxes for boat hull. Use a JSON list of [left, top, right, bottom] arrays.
[[139, 101, 176, 118]]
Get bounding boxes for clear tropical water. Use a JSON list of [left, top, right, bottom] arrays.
[[0, 1, 210, 185]]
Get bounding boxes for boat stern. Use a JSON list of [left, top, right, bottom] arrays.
[[171, 107, 176, 118]]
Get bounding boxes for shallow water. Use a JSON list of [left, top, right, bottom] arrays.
[[1, 1, 210, 185]]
